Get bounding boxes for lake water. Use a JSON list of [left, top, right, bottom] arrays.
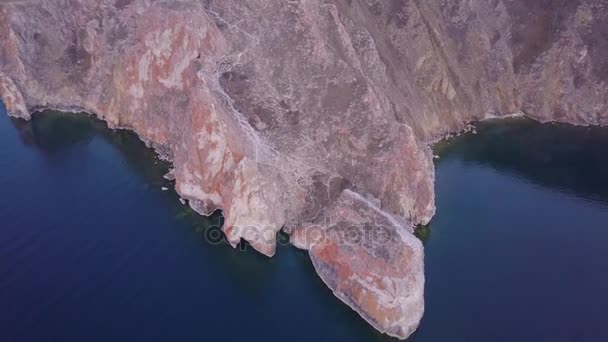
[[1, 103, 607, 341]]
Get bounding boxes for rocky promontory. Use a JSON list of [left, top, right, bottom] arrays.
[[1, 0, 607, 339]]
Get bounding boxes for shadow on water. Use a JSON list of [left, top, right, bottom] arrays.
[[11, 110, 170, 182], [434, 117, 608, 205], [10, 111, 96, 152], [414, 225, 432, 245], [412, 117, 608, 248]]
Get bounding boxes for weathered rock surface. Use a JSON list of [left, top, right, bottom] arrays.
[[1, 0, 607, 339], [292, 189, 424, 339]]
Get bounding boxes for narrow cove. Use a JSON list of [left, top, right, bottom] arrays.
[[1, 104, 607, 341]]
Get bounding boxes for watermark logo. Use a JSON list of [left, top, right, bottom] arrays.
[[202, 216, 397, 252]]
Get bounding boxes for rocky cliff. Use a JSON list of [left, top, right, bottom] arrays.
[[1, 0, 606, 339]]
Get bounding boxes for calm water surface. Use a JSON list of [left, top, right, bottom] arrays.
[[1, 102, 607, 342]]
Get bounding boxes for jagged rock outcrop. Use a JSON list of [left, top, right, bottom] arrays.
[[1, 0, 606, 339]]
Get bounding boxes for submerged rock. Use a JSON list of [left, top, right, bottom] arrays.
[[0, 0, 607, 339]]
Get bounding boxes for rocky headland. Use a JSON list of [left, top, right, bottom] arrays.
[[1, 0, 607, 339]]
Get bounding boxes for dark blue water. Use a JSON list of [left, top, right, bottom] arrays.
[[0, 103, 607, 342], [420, 120, 608, 342]]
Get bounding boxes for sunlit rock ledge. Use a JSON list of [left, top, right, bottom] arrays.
[[1, 0, 607, 339]]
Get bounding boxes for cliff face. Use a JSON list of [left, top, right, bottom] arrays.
[[1, 0, 606, 339]]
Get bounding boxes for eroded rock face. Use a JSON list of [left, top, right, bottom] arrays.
[[1, 0, 607, 339]]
